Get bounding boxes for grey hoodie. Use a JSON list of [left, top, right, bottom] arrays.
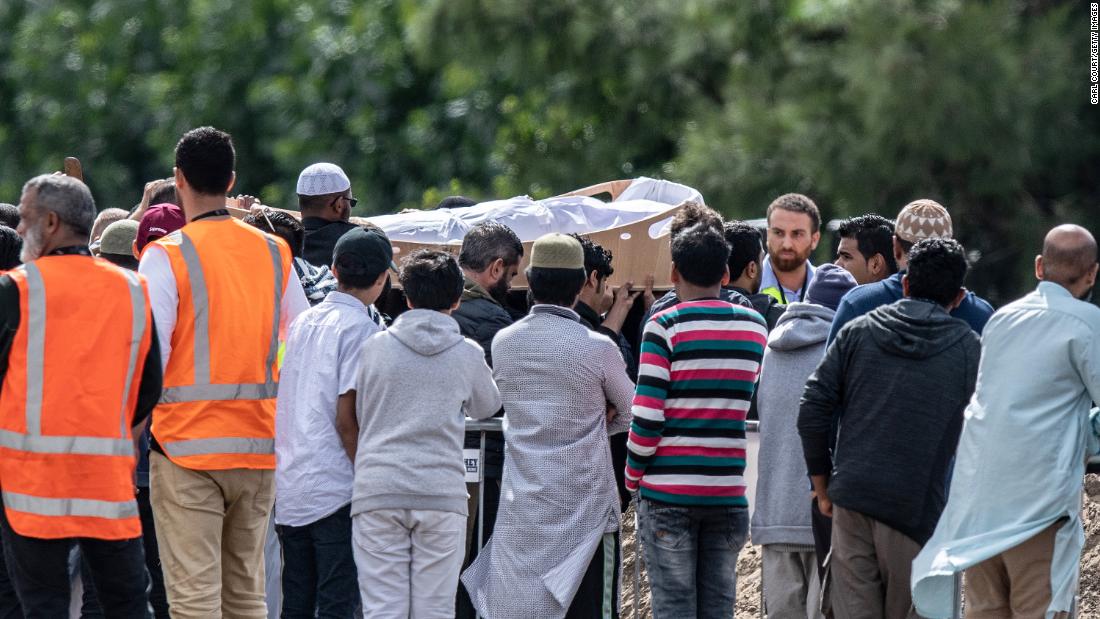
[[751, 302, 834, 547], [798, 298, 980, 544], [352, 309, 501, 516]]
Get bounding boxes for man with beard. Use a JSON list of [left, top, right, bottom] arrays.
[[760, 194, 821, 304], [452, 221, 523, 618], [297, 163, 359, 268], [912, 225, 1100, 619], [0, 174, 161, 615]]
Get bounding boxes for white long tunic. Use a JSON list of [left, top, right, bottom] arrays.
[[461, 305, 636, 618], [911, 282, 1100, 618]]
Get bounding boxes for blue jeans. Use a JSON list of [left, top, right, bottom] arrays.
[[274, 504, 358, 618], [637, 499, 749, 619]]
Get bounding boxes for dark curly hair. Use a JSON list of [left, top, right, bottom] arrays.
[[906, 238, 968, 306], [569, 233, 614, 281], [670, 201, 723, 238], [723, 221, 764, 280], [242, 209, 303, 259], [400, 249, 464, 310], [672, 223, 731, 287], [838, 214, 898, 275], [175, 127, 235, 196]]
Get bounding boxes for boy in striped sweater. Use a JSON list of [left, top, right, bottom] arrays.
[[625, 222, 767, 618]]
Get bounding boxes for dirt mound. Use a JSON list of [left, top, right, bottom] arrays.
[[620, 478, 1100, 618], [1078, 475, 1100, 615], [618, 503, 763, 619]]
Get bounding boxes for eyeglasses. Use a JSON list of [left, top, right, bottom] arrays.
[[331, 194, 358, 210]]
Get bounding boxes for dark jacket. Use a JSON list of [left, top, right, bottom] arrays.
[[827, 270, 994, 345], [452, 278, 514, 369], [741, 289, 786, 332], [453, 276, 512, 478], [301, 217, 358, 268], [798, 298, 980, 545]]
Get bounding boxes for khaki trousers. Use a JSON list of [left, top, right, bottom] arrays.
[[965, 522, 1070, 619], [829, 505, 922, 619], [150, 451, 274, 618]]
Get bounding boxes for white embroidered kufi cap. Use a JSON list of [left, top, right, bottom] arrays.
[[296, 162, 351, 196]]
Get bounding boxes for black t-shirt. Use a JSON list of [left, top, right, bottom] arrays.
[[301, 217, 358, 268]]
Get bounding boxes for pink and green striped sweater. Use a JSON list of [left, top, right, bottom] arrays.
[[625, 298, 767, 507]]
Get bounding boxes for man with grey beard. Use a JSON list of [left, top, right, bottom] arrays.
[[0, 174, 162, 616], [451, 220, 524, 618]]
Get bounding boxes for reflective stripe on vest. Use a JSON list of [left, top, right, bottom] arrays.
[[158, 233, 283, 406], [760, 286, 786, 305], [3, 491, 138, 520], [13, 263, 144, 457], [163, 436, 275, 458], [23, 263, 45, 435]]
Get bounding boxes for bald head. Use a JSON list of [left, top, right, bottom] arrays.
[[1038, 224, 1098, 296]]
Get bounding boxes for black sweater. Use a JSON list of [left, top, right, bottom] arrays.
[[798, 298, 980, 544]]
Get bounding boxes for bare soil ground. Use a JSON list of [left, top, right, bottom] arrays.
[[622, 476, 1100, 618], [618, 503, 763, 619]]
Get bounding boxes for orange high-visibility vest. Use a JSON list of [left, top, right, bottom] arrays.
[[0, 256, 152, 540], [151, 218, 291, 471]]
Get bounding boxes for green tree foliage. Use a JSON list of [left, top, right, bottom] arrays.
[[0, 0, 1094, 302]]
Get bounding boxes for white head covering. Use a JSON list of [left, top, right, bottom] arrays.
[[296, 162, 351, 196]]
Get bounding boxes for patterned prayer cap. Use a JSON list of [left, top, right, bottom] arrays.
[[895, 199, 953, 243]]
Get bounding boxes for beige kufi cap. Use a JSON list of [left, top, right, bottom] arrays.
[[529, 233, 584, 269]]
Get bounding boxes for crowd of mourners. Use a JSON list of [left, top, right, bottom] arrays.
[[0, 124, 1094, 619]]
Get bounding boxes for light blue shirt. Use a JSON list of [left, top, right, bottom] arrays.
[[274, 291, 381, 527], [760, 257, 815, 304], [912, 282, 1100, 618]]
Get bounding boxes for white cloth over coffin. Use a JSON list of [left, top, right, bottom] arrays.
[[460, 306, 636, 617], [366, 177, 701, 244]]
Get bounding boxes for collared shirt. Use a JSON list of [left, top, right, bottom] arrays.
[[301, 217, 358, 268], [760, 257, 815, 304], [275, 291, 381, 527], [911, 282, 1100, 618]]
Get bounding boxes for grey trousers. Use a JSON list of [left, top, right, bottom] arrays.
[[829, 506, 922, 619], [763, 545, 824, 619]]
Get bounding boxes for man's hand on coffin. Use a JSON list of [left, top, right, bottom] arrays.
[[234, 194, 264, 212], [640, 275, 656, 312], [603, 283, 642, 334]]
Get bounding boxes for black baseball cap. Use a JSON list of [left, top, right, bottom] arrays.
[[332, 227, 397, 276]]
